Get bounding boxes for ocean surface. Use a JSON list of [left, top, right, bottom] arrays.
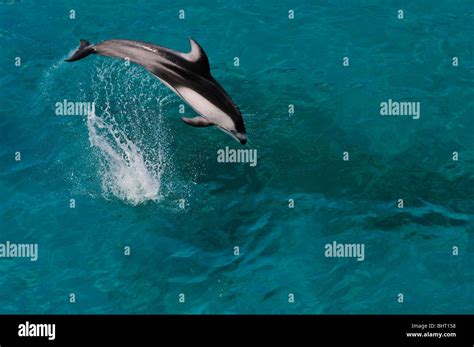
[[0, 0, 473, 314]]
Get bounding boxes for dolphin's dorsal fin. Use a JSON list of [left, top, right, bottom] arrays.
[[184, 38, 211, 76]]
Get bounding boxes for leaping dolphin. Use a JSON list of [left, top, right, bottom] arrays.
[[65, 38, 247, 144]]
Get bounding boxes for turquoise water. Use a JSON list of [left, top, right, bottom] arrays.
[[0, 0, 473, 314]]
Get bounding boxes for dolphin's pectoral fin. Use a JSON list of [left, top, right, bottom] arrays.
[[181, 116, 213, 128]]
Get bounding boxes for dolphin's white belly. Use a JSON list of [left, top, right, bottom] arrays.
[[176, 86, 236, 131]]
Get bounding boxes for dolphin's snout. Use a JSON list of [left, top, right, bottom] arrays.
[[237, 133, 247, 145]]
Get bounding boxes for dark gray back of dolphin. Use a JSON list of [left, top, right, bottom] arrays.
[[65, 38, 247, 145]]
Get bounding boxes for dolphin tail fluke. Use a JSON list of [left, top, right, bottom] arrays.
[[65, 39, 95, 62]]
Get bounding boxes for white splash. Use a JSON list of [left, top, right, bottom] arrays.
[[85, 61, 173, 205], [87, 110, 162, 205]]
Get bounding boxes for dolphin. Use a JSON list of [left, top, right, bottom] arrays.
[[65, 38, 247, 144]]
